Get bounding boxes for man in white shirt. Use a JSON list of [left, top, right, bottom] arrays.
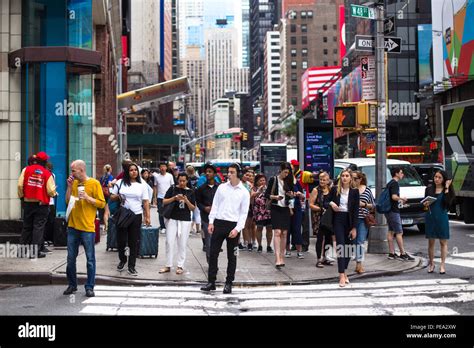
[[200, 163, 250, 294], [153, 162, 176, 232]]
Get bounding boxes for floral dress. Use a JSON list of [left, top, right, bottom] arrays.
[[253, 187, 271, 222]]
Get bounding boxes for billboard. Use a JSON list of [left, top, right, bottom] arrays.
[[260, 144, 287, 178], [418, 24, 433, 88], [432, 0, 474, 92]]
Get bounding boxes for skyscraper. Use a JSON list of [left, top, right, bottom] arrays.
[[264, 31, 281, 140]]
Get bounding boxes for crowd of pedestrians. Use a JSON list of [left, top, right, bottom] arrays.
[[16, 153, 455, 295]]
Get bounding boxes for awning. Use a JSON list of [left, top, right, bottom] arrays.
[[117, 76, 191, 110]]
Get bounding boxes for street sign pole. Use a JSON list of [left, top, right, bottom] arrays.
[[369, 2, 389, 254]]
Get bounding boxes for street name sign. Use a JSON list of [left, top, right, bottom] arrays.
[[350, 4, 375, 19], [355, 35, 402, 54]]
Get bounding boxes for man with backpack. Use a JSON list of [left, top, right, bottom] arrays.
[[383, 167, 415, 261]]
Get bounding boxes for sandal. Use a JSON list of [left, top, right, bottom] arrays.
[[316, 261, 324, 268], [176, 267, 184, 275], [159, 267, 171, 274]]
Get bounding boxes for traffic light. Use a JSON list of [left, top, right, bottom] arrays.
[[356, 102, 369, 126], [195, 143, 201, 157], [242, 132, 248, 141]]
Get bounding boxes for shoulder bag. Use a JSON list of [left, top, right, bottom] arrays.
[[112, 181, 136, 229], [265, 177, 277, 210], [320, 205, 333, 231], [161, 186, 177, 219]]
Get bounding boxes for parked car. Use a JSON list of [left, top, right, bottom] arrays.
[[412, 163, 444, 187], [335, 158, 427, 232]]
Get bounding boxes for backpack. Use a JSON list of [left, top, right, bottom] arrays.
[[376, 180, 393, 214], [100, 175, 111, 198]]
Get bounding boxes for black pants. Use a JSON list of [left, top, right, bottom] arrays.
[[44, 204, 56, 244], [302, 204, 310, 249], [20, 203, 49, 249], [334, 212, 353, 273], [208, 219, 239, 284], [315, 224, 333, 260], [117, 214, 142, 268]]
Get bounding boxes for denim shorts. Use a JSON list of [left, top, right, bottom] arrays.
[[385, 211, 403, 234]]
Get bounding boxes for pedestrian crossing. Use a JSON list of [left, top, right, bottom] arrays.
[[79, 278, 473, 316]]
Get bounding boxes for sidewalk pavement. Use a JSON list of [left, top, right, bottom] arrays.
[[0, 219, 424, 287]]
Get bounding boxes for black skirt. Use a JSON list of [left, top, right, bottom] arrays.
[[271, 205, 291, 231]]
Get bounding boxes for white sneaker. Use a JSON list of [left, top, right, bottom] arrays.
[[160, 228, 166, 234], [285, 251, 292, 258]]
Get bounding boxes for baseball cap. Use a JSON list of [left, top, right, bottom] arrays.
[[36, 152, 50, 162], [203, 163, 217, 173], [290, 159, 300, 166]]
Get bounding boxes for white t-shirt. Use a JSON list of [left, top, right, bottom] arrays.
[[153, 172, 175, 199], [110, 180, 150, 214], [143, 182, 153, 204], [277, 178, 286, 208], [339, 189, 349, 212]]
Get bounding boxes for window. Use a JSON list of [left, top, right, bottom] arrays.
[[272, 91, 280, 96], [302, 36, 307, 44], [301, 24, 307, 33], [291, 24, 297, 33], [333, 48, 338, 54], [292, 85, 298, 93], [291, 61, 297, 69], [291, 49, 297, 57], [324, 49, 328, 55], [301, 11, 307, 18], [288, 10, 297, 19], [272, 77, 280, 81], [333, 24, 337, 30], [324, 61, 328, 66], [323, 25, 327, 30], [272, 63, 279, 67], [334, 61, 338, 65], [302, 61, 308, 69], [291, 37, 296, 45], [333, 36, 337, 42], [302, 48, 308, 57], [291, 73, 297, 81], [323, 37, 327, 43], [272, 84, 280, 89], [271, 48, 279, 53], [272, 99, 280, 103], [271, 41, 278, 46], [307, 11, 313, 18], [291, 97, 298, 105]]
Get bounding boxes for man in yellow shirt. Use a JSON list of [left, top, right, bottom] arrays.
[[64, 160, 106, 298]]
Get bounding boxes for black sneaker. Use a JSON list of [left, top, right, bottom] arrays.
[[387, 253, 399, 260], [128, 267, 138, 276], [257, 246, 263, 253], [117, 261, 126, 272], [41, 246, 53, 254], [63, 286, 77, 295], [238, 243, 245, 250], [247, 243, 253, 252], [30, 252, 46, 259], [400, 253, 415, 262], [267, 246, 274, 253], [85, 289, 95, 297]]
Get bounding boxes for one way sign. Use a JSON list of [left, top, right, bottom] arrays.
[[355, 35, 402, 54]]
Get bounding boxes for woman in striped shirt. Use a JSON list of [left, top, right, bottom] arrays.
[[352, 171, 375, 274]]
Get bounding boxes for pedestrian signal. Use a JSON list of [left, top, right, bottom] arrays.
[[334, 106, 356, 128]]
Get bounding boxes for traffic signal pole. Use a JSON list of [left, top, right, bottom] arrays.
[[368, 1, 389, 254]]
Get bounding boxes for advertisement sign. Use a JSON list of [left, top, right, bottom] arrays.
[[418, 24, 433, 87], [260, 144, 287, 178], [298, 119, 334, 178]]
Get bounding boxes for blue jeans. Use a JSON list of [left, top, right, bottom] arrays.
[[66, 228, 96, 290], [157, 198, 165, 230], [355, 218, 369, 262]]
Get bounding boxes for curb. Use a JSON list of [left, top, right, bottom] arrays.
[[0, 257, 425, 287]]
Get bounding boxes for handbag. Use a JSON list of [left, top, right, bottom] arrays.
[[320, 206, 333, 231], [364, 213, 377, 228], [161, 186, 177, 219], [113, 206, 136, 229], [265, 176, 277, 210]]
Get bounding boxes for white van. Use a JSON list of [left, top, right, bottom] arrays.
[[334, 158, 427, 232]]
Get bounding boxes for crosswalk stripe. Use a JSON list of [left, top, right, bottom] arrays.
[[80, 278, 472, 316]]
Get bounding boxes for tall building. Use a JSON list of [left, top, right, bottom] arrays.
[[1, 0, 123, 222], [180, 46, 207, 140], [178, 0, 205, 59], [263, 31, 282, 140], [131, 0, 162, 64], [279, 0, 343, 126], [205, 27, 249, 110], [250, 0, 280, 103]]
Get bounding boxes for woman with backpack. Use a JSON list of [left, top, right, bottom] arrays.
[[328, 169, 359, 287], [98, 164, 114, 223], [424, 170, 454, 275], [310, 171, 335, 268], [352, 171, 375, 274]]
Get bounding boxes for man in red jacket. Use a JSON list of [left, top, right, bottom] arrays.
[[18, 152, 57, 258]]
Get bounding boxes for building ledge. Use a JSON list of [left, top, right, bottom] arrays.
[[8, 46, 101, 74]]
